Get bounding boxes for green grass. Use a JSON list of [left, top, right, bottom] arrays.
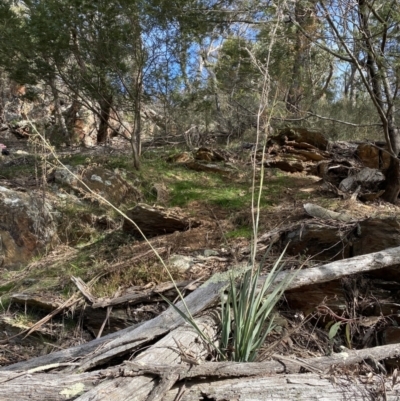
[[59, 154, 91, 166], [0, 162, 39, 179], [226, 226, 253, 239]]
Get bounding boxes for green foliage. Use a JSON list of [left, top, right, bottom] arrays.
[[328, 321, 341, 340], [219, 246, 294, 362], [163, 246, 295, 362], [226, 226, 252, 239]]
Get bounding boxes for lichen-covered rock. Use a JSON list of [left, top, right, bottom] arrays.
[[0, 186, 58, 268], [54, 165, 141, 206]]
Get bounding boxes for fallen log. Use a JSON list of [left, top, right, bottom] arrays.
[[161, 373, 396, 401], [2, 342, 400, 401], [74, 315, 219, 401], [4, 246, 400, 374]]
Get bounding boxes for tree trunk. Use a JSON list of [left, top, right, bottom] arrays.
[[48, 78, 69, 144], [356, 0, 400, 203], [383, 156, 400, 202], [97, 94, 112, 143], [286, 2, 316, 115]]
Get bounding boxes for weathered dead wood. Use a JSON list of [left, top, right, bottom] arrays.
[[0, 294, 80, 344], [123, 342, 400, 378], [1, 341, 400, 400], [1, 271, 233, 372], [5, 246, 400, 374], [0, 370, 101, 401], [90, 280, 200, 309], [161, 374, 396, 401], [271, 127, 329, 150], [74, 315, 219, 401], [0, 371, 394, 401], [303, 203, 354, 223], [71, 276, 96, 303]]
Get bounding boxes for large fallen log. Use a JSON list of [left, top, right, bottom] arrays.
[[161, 373, 395, 401], [2, 343, 400, 400], [4, 246, 400, 374]]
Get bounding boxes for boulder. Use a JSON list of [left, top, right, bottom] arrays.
[[54, 165, 141, 206], [122, 203, 201, 237], [0, 186, 58, 268]]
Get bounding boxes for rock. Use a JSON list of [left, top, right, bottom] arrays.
[[352, 218, 400, 256], [382, 327, 400, 345], [169, 254, 194, 271], [184, 160, 235, 176], [122, 203, 201, 237], [0, 186, 58, 268], [286, 280, 346, 316], [14, 150, 29, 156], [54, 165, 141, 206], [63, 100, 98, 146], [203, 249, 219, 257], [272, 127, 329, 150], [339, 168, 385, 193], [283, 222, 351, 260], [9, 120, 31, 138], [150, 183, 169, 205], [356, 143, 390, 170]]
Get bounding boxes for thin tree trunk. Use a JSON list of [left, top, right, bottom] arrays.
[[97, 94, 113, 143], [48, 78, 69, 144]]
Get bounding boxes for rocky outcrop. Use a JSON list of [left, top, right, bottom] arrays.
[[0, 187, 58, 268]]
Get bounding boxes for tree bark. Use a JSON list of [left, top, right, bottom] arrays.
[[97, 94, 113, 143]]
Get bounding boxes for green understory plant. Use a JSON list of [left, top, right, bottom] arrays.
[[162, 245, 296, 362], [220, 245, 294, 362]]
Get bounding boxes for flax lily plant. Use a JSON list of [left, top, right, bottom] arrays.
[[220, 245, 293, 362], [162, 245, 295, 362]]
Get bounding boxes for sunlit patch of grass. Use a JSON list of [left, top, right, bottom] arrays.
[[226, 226, 252, 239]]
